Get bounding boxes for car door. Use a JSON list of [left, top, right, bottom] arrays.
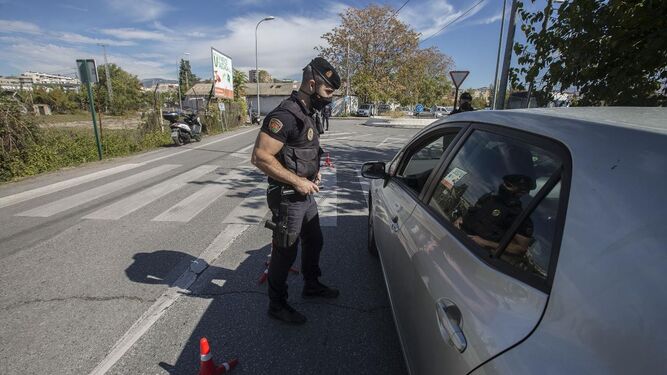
[[372, 125, 464, 358], [398, 124, 570, 374]]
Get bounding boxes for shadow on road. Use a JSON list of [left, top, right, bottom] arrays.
[[124, 137, 409, 374]]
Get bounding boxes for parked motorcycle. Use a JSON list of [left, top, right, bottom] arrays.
[[163, 112, 202, 145], [250, 110, 261, 125]]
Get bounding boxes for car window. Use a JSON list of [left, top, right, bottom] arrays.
[[428, 130, 563, 280], [395, 133, 457, 195]]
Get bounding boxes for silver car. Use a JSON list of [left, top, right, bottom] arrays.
[[362, 108, 667, 374]]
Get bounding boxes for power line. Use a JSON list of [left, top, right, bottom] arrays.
[[420, 0, 486, 44], [391, 0, 410, 18]]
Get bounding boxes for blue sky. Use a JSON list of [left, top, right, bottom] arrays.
[[0, 0, 532, 89]]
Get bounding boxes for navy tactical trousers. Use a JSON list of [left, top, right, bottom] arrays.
[[266, 188, 323, 305]]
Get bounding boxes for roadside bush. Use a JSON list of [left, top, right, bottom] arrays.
[[0, 127, 171, 183]]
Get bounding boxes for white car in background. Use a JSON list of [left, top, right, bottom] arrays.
[[432, 106, 450, 118]]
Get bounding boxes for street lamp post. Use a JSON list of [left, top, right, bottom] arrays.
[[255, 16, 275, 120], [183, 52, 191, 93]]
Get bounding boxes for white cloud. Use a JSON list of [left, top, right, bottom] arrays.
[[58, 4, 88, 12], [475, 12, 503, 25], [55, 32, 135, 46], [399, 0, 487, 40], [0, 37, 173, 78], [0, 20, 41, 35], [100, 28, 174, 42], [106, 0, 173, 22]]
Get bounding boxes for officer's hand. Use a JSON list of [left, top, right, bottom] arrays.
[[295, 177, 319, 195], [314, 172, 322, 186]]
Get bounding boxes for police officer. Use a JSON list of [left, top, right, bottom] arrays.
[[251, 57, 341, 324], [450, 92, 474, 114], [454, 174, 535, 259]]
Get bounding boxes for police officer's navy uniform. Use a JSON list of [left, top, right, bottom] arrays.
[[261, 90, 326, 308]]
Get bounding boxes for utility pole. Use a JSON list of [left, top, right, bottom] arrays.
[[346, 38, 350, 115], [491, 0, 508, 110], [495, 0, 519, 110], [97, 43, 113, 112]]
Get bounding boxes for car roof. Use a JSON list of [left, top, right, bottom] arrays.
[[439, 107, 667, 136]]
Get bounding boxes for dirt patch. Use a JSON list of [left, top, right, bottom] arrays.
[[40, 115, 143, 130]]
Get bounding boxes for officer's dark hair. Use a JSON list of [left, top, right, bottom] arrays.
[[301, 64, 328, 90]]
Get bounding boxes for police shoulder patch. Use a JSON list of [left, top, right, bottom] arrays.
[[307, 128, 314, 141], [268, 118, 283, 134]]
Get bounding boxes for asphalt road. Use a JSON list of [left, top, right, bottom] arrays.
[[0, 119, 420, 374]]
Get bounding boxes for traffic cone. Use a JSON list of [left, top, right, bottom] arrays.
[[198, 337, 238, 375], [323, 153, 335, 168], [258, 253, 299, 285]]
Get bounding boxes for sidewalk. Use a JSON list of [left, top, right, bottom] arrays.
[[362, 115, 437, 128]]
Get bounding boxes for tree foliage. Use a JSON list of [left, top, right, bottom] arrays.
[[96, 64, 146, 115], [178, 59, 199, 97], [513, 0, 667, 106], [233, 69, 248, 100], [318, 4, 453, 106]]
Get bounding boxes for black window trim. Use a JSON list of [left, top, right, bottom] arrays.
[[418, 122, 573, 294], [388, 123, 468, 202]]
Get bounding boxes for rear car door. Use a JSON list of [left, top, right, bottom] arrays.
[[398, 124, 570, 374]]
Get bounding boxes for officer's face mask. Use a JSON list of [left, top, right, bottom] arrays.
[[305, 82, 332, 111]]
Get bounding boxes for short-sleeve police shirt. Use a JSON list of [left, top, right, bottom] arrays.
[[260, 91, 318, 148]]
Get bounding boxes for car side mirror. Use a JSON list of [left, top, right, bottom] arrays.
[[361, 162, 387, 180]]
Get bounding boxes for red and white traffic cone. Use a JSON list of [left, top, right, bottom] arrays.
[[323, 152, 335, 168], [258, 252, 300, 285], [198, 337, 238, 375]]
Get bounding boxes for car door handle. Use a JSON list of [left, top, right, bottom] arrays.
[[390, 216, 399, 232], [436, 298, 467, 353]]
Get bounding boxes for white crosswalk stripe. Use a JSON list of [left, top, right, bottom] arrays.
[[16, 165, 180, 218], [83, 165, 218, 220], [222, 186, 268, 225], [152, 167, 262, 222], [317, 168, 338, 227], [357, 169, 370, 208], [0, 163, 143, 209]]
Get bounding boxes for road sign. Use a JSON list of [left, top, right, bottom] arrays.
[[218, 102, 225, 112], [75, 59, 102, 160], [76, 59, 98, 84], [449, 71, 469, 89], [415, 104, 424, 113]]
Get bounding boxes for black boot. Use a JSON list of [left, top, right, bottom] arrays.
[[268, 302, 307, 325], [302, 280, 340, 299]]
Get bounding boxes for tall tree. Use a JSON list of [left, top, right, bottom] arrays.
[[513, 0, 667, 106], [96, 64, 144, 115], [233, 69, 248, 100], [318, 4, 453, 105], [179, 59, 199, 97]]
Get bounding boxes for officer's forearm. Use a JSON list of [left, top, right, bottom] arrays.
[[253, 150, 302, 187]]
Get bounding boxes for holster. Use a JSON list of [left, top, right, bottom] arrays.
[[264, 187, 299, 248]]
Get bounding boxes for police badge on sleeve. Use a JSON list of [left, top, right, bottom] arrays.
[[307, 128, 314, 141], [269, 118, 283, 133]]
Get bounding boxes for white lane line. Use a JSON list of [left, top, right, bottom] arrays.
[[83, 165, 218, 220], [321, 131, 354, 138], [357, 169, 370, 208], [141, 127, 258, 164], [230, 143, 254, 159], [376, 137, 405, 149], [222, 186, 268, 225], [152, 167, 262, 222], [0, 164, 143, 209], [317, 168, 338, 227], [87, 223, 250, 375], [16, 165, 180, 218]]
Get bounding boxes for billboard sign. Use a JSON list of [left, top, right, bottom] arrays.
[[211, 48, 234, 99]]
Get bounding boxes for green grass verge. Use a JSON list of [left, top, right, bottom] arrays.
[[0, 127, 171, 183]]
